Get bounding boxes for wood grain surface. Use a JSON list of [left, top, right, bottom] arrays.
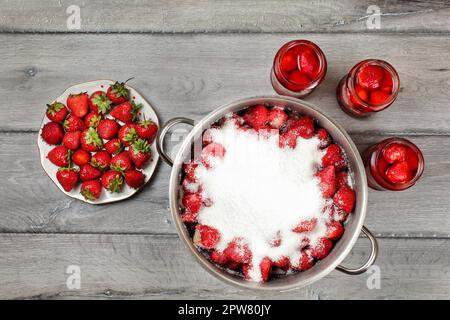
[[1, 234, 449, 300], [0, 0, 449, 300], [0, 33, 450, 134], [0, 0, 449, 33]]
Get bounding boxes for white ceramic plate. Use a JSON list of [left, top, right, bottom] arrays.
[[37, 79, 160, 204]]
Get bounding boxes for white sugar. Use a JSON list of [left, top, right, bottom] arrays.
[[195, 119, 328, 282]]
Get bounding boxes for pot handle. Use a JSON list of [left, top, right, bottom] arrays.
[[156, 117, 195, 167], [336, 226, 379, 275]]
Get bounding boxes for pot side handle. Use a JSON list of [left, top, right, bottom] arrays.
[[156, 117, 195, 167], [336, 226, 379, 275]]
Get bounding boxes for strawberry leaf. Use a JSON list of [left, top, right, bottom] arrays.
[[91, 93, 112, 114], [111, 81, 129, 99]]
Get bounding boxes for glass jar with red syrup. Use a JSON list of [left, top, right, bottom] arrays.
[[271, 40, 327, 98], [363, 137, 424, 191], [337, 59, 400, 117]]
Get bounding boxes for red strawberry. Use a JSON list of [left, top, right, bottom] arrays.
[[330, 205, 349, 223], [90, 151, 111, 170], [280, 49, 298, 73], [80, 179, 102, 201], [201, 143, 226, 168], [84, 112, 101, 128], [183, 161, 198, 182], [288, 70, 310, 85], [225, 261, 241, 271], [89, 91, 112, 114], [381, 71, 393, 93], [182, 192, 202, 214], [56, 167, 79, 192], [41, 122, 64, 145], [242, 264, 251, 279], [355, 85, 369, 103], [370, 90, 390, 105], [224, 239, 252, 264], [299, 48, 319, 78], [110, 152, 134, 172], [181, 211, 199, 223], [97, 119, 119, 140], [383, 143, 407, 164], [106, 80, 130, 104], [136, 117, 158, 143], [47, 146, 71, 167], [243, 105, 269, 129], [326, 221, 344, 241], [292, 250, 314, 271], [333, 185, 356, 214], [322, 144, 346, 170], [311, 237, 333, 259], [405, 148, 419, 172], [125, 170, 145, 189], [79, 163, 101, 182], [273, 256, 291, 271], [279, 130, 298, 149], [316, 165, 336, 198], [268, 107, 287, 129], [210, 250, 229, 266], [63, 114, 85, 132], [336, 171, 349, 188], [293, 218, 317, 233], [386, 161, 411, 184], [66, 92, 89, 118], [316, 128, 331, 148], [46, 102, 68, 122], [128, 139, 151, 169], [259, 257, 272, 282], [104, 138, 123, 155], [288, 116, 315, 139], [62, 131, 81, 150], [110, 101, 141, 124], [72, 149, 90, 166], [80, 128, 103, 152], [377, 157, 389, 178], [356, 65, 385, 90], [193, 224, 220, 249], [118, 124, 138, 146], [101, 170, 124, 193]]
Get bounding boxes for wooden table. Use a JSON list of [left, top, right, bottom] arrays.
[[0, 0, 449, 299]]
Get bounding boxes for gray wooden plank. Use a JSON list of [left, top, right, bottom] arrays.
[[0, 0, 449, 33], [0, 132, 448, 236], [0, 33, 449, 133], [0, 234, 448, 299]]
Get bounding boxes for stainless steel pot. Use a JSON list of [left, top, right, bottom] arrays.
[[157, 96, 378, 291]]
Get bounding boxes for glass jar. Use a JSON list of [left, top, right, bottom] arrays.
[[337, 59, 400, 117], [271, 40, 327, 98], [362, 137, 424, 191]]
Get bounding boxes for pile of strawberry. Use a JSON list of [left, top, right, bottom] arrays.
[[354, 64, 394, 105], [180, 105, 356, 282], [378, 143, 419, 185], [280, 44, 320, 87], [40, 80, 158, 201]]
